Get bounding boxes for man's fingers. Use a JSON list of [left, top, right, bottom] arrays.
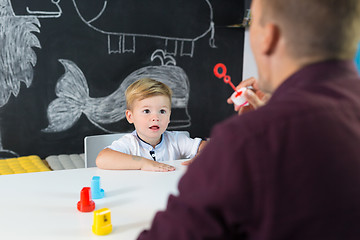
[[245, 89, 263, 109], [236, 77, 257, 90]]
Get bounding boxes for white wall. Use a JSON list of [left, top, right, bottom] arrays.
[[242, 30, 258, 80]]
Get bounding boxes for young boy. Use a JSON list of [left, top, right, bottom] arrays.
[[96, 78, 206, 171]]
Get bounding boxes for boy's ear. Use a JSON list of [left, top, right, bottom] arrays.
[[125, 110, 134, 124]]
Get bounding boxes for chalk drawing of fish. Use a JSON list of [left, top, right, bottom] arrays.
[[43, 50, 191, 133]]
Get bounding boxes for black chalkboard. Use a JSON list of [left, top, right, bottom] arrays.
[[0, 0, 247, 158]]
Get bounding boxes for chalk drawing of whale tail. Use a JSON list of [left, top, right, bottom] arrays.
[[42, 59, 126, 133], [42, 59, 91, 133]]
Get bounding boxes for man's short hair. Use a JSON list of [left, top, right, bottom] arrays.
[[259, 0, 360, 59], [125, 78, 173, 110]]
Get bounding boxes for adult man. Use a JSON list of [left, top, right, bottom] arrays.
[[138, 0, 360, 239]]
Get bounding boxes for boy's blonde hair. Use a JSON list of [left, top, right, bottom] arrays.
[[125, 78, 173, 110]]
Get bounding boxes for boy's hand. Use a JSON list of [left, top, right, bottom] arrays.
[[181, 159, 194, 166], [141, 159, 176, 172]]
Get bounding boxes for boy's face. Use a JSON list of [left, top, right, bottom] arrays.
[[125, 95, 171, 146]]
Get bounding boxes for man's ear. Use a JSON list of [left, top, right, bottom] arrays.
[[262, 23, 280, 55], [125, 110, 133, 124]]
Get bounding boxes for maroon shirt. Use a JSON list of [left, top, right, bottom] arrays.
[[138, 60, 360, 240]]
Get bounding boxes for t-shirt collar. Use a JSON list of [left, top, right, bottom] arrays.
[[135, 131, 164, 149], [269, 59, 358, 103]]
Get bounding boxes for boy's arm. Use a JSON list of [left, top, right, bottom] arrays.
[[197, 140, 208, 153], [96, 148, 175, 171]]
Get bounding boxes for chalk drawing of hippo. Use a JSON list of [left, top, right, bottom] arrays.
[[72, 0, 216, 56]]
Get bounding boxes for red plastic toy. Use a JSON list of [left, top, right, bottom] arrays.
[[213, 63, 249, 106], [77, 187, 95, 212], [213, 63, 239, 93]]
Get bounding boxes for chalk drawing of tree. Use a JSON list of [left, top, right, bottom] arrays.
[[0, 0, 41, 157]]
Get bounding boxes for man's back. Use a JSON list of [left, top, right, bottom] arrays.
[[139, 60, 360, 239], [212, 60, 360, 239]]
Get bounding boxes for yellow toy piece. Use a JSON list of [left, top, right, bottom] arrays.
[[92, 208, 112, 235], [0, 155, 51, 175]]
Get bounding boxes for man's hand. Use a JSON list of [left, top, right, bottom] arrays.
[[227, 77, 271, 115]]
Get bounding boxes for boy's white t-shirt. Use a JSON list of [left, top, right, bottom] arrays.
[[106, 130, 202, 162]]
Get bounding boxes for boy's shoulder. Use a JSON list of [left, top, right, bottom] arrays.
[[114, 131, 138, 143], [163, 131, 200, 146], [164, 130, 190, 138]]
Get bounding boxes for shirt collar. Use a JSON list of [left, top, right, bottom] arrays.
[[135, 131, 164, 150], [269, 59, 359, 103]]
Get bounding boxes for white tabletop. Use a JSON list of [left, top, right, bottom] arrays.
[[0, 160, 188, 240]]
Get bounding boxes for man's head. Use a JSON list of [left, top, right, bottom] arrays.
[[250, 0, 360, 93], [125, 78, 172, 146]]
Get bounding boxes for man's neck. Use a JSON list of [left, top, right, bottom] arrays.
[[267, 57, 299, 93], [270, 54, 330, 93]]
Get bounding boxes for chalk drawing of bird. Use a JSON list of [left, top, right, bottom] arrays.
[[0, 0, 41, 157]]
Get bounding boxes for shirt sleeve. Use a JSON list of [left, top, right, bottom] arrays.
[[174, 132, 202, 159], [106, 134, 134, 155]]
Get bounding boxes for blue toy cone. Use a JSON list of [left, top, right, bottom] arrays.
[[91, 176, 105, 199]]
